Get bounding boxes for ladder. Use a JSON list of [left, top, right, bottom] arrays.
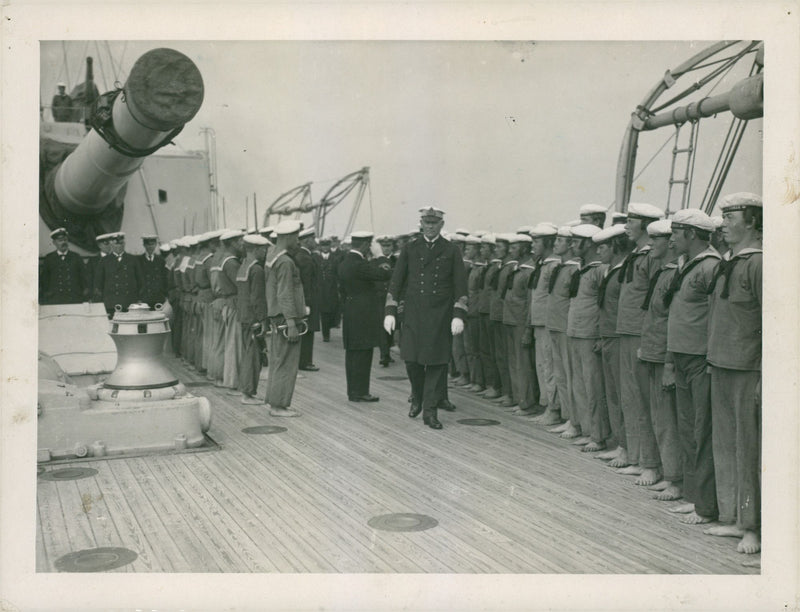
[[665, 120, 699, 215]]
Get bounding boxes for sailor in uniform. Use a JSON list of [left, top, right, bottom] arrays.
[[384, 207, 468, 430], [210, 230, 244, 390], [662, 208, 722, 525], [293, 227, 321, 371], [526, 223, 562, 426], [338, 231, 393, 401], [704, 192, 763, 555], [236, 233, 270, 404], [614, 203, 665, 482], [39, 227, 89, 305], [93, 232, 142, 317], [137, 234, 167, 309], [264, 220, 307, 417]]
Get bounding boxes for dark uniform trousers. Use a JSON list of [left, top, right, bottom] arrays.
[[346, 349, 374, 397], [406, 362, 448, 419]]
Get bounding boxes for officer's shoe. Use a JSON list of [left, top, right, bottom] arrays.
[[423, 416, 443, 430], [349, 394, 380, 402], [408, 402, 422, 418], [439, 400, 456, 411], [299, 364, 320, 372]]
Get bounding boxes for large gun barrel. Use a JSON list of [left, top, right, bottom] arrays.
[[53, 48, 204, 216]]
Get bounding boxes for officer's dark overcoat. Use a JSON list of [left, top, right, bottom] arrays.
[[339, 251, 392, 350], [386, 236, 468, 365], [39, 250, 89, 304], [94, 252, 142, 312], [137, 253, 168, 308]]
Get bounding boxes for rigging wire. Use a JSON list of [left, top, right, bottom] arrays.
[[684, 47, 758, 73], [60, 41, 71, 88], [93, 40, 107, 91], [685, 120, 701, 208], [649, 42, 758, 114], [104, 41, 119, 83]]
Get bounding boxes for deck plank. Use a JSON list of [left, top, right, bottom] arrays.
[[36, 329, 758, 574]]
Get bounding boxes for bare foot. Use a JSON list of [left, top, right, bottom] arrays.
[[240, 395, 262, 405], [560, 423, 580, 439], [648, 480, 669, 491], [737, 530, 761, 554], [615, 465, 643, 475], [653, 484, 682, 501], [595, 446, 620, 460], [635, 469, 661, 486], [270, 407, 300, 417], [608, 448, 630, 468], [548, 420, 570, 434], [668, 502, 695, 514], [571, 436, 592, 446], [582, 441, 606, 453], [741, 558, 761, 568], [532, 410, 562, 426], [704, 524, 745, 538], [679, 511, 713, 525]]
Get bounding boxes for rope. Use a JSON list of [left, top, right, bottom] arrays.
[[60, 41, 71, 88], [685, 120, 701, 207]]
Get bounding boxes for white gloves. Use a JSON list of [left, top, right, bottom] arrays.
[[304, 306, 311, 316], [383, 315, 396, 334], [451, 317, 464, 335]]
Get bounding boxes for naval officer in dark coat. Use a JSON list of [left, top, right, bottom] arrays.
[[384, 207, 468, 429], [137, 234, 168, 309], [339, 231, 393, 401], [93, 232, 143, 316], [39, 227, 89, 305]]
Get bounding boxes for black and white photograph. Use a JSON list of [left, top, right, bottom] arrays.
[[2, 2, 799, 611]]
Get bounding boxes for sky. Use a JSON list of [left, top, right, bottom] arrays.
[[40, 40, 763, 237]]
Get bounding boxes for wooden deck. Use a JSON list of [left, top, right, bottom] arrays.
[[36, 329, 759, 573]]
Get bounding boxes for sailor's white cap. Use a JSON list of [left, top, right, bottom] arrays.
[[220, 229, 245, 242], [510, 233, 533, 243], [376, 234, 395, 243], [274, 219, 303, 236], [647, 219, 673, 237], [579, 203, 608, 216], [570, 224, 602, 239], [719, 192, 763, 211], [592, 224, 627, 243], [258, 226, 275, 237], [565, 219, 581, 227], [454, 228, 470, 236], [299, 227, 316, 238], [671, 208, 714, 232], [711, 215, 724, 229], [351, 230, 374, 240], [464, 235, 482, 244], [627, 202, 665, 220], [57, 82, 66, 88], [50, 227, 68, 238], [472, 229, 487, 237], [516, 225, 535, 235], [494, 233, 513, 243], [480, 233, 496, 245], [185, 235, 200, 246], [243, 234, 269, 246], [419, 206, 445, 219], [141, 234, 158, 242], [159, 243, 172, 252], [611, 212, 628, 224], [557, 226, 573, 237], [450, 233, 466, 242], [530, 223, 558, 237]]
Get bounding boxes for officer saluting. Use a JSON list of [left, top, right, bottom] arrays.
[[384, 207, 468, 429], [339, 231, 393, 401], [39, 227, 89, 305]]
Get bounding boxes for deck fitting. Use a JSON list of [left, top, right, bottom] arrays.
[[368, 513, 438, 532], [39, 467, 98, 481], [457, 418, 501, 426], [55, 547, 138, 572], [242, 425, 288, 435]]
